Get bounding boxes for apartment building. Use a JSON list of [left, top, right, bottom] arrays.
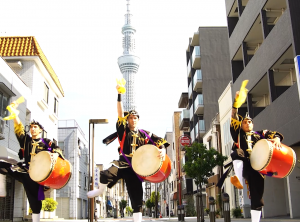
[[225, 0, 300, 218]]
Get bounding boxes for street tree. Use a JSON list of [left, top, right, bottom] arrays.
[[119, 200, 127, 217], [183, 142, 227, 222]]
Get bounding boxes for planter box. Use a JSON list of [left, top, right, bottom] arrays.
[[43, 211, 54, 219]]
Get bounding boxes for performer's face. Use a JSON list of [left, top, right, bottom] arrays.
[[30, 124, 42, 138], [241, 119, 253, 132], [127, 115, 139, 129]]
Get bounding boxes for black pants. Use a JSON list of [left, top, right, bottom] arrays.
[[231, 149, 264, 211], [100, 160, 143, 213], [0, 162, 42, 214]]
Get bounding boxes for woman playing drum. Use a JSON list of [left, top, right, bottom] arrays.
[[87, 82, 170, 222], [0, 100, 66, 222]]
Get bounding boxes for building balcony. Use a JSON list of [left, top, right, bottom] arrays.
[[192, 46, 201, 69], [189, 106, 193, 121], [188, 83, 193, 99], [187, 60, 192, 77], [194, 94, 204, 115], [190, 128, 195, 142], [193, 70, 202, 92], [179, 109, 190, 130], [195, 120, 205, 139], [178, 92, 188, 108]]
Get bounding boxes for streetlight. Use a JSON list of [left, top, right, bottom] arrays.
[[89, 119, 109, 222]]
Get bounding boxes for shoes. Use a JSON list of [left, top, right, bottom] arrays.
[[87, 183, 107, 198], [231, 160, 244, 189]]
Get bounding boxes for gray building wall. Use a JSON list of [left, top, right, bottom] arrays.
[[57, 125, 88, 219], [200, 27, 232, 131]]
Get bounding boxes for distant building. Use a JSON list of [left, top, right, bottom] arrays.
[[57, 119, 88, 219]]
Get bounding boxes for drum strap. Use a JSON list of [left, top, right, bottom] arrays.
[[139, 130, 155, 145], [118, 131, 144, 182]]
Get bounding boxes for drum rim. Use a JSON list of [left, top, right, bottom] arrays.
[[29, 151, 53, 182], [255, 139, 273, 172], [36, 152, 58, 183], [137, 160, 163, 177], [132, 144, 163, 177], [283, 148, 296, 178]]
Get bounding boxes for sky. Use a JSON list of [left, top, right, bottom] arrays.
[[0, 0, 227, 167]]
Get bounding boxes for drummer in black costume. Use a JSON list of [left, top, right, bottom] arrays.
[[87, 83, 169, 222], [221, 86, 283, 222], [0, 100, 64, 222]]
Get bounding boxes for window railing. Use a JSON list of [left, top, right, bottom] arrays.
[[188, 83, 193, 98], [189, 106, 193, 121], [180, 109, 189, 122], [193, 70, 202, 84], [192, 46, 200, 58], [199, 120, 205, 131], [187, 60, 191, 77], [194, 94, 203, 108]]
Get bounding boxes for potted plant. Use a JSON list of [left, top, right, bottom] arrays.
[[204, 208, 209, 216], [42, 198, 58, 219], [231, 207, 242, 218], [215, 209, 221, 218]]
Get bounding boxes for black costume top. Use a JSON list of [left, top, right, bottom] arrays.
[[116, 116, 170, 163], [230, 115, 284, 159], [15, 122, 64, 167]]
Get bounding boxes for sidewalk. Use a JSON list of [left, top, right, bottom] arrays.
[[40, 216, 300, 222]]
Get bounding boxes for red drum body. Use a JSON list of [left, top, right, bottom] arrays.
[[132, 145, 171, 183], [29, 151, 72, 189], [250, 139, 296, 178]]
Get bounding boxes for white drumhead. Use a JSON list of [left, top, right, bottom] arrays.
[[29, 151, 53, 182], [132, 145, 161, 177], [250, 139, 272, 171]]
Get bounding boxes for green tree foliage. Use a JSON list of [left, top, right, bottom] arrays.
[[119, 200, 127, 212], [145, 199, 155, 209], [42, 198, 58, 212], [150, 191, 160, 204], [183, 142, 227, 222], [185, 195, 196, 216]]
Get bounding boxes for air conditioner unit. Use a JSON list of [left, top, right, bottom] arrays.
[[0, 119, 5, 140]]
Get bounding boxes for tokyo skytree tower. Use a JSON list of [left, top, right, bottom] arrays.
[[118, 0, 140, 112]]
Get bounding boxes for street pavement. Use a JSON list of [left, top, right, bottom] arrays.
[[41, 216, 300, 222]]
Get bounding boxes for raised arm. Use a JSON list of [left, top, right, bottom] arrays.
[[232, 91, 239, 120], [117, 85, 124, 118]]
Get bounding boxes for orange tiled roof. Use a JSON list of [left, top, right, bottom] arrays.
[[0, 36, 64, 96]]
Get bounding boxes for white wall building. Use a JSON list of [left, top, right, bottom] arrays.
[[0, 36, 64, 221]]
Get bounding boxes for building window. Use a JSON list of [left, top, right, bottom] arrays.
[[0, 92, 9, 118], [84, 175, 88, 190], [79, 171, 82, 188], [43, 83, 49, 104], [54, 97, 58, 115]]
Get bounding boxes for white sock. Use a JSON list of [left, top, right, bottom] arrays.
[[32, 213, 40, 222], [0, 174, 6, 197], [133, 212, 142, 222], [87, 183, 107, 198], [233, 160, 244, 187], [251, 210, 261, 222]]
